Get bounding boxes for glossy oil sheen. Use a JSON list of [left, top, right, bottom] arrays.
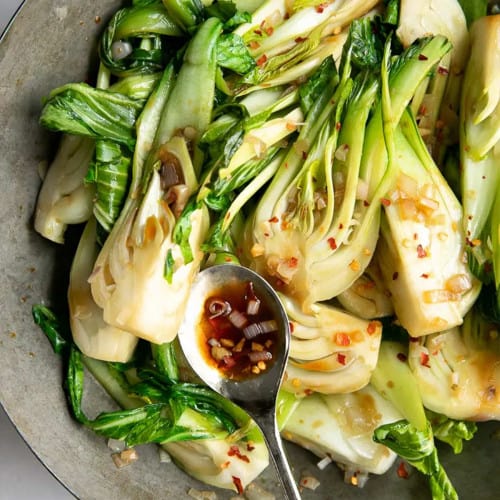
[[0, 1, 499, 499]]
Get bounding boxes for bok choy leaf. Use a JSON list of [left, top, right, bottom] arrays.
[[40, 83, 144, 150]]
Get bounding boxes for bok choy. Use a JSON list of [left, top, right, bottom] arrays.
[[88, 18, 221, 345], [32, 1, 500, 497]]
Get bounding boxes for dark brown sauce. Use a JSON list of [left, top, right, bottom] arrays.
[[198, 280, 278, 381]]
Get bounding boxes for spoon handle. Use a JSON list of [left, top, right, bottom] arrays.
[[255, 409, 302, 500]]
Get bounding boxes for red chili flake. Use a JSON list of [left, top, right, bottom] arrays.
[[419, 104, 427, 116], [249, 41, 260, 50], [253, 29, 262, 36], [337, 353, 346, 365], [302, 150, 308, 160], [208, 317, 232, 335], [417, 244, 427, 258], [327, 237, 337, 250], [392, 271, 399, 280], [256, 54, 268, 66], [223, 356, 236, 368], [338, 223, 344, 229], [397, 462, 409, 479], [246, 442, 255, 452], [413, 233, 418, 240], [397, 352, 407, 362], [289, 321, 295, 333], [304, 389, 314, 396], [263, 232, 270, 237], [268, 216, 279, 223], [420, 352, 430, 367], [335, 332, 351, 347], [418, 54, 428, 61], [335, 121, 342, 131], [295, 36, 308, 43], [288, 256, 299, 268], [228, 445, 250, 463], [265, 26, 274, 36], [437, 66, 449, 75], [420, 273, 429, 279], [367, 321, 378, 335], [315, 3, 326, 13], [363, 200, 370, 207], [381, 198, 391, 207], [232, 476, 244, 495]]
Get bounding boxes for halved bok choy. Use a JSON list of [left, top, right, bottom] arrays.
[[89, 18, 222, 347], [243, 29, 454, 311], [460, 14, 500, 310], [68, 217, 138, 362]]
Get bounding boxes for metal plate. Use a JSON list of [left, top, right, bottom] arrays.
[[0, 1, 499, 499]]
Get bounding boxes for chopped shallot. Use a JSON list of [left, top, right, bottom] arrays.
[[243, 320, 278, 339], [248, 350, 272, 363], [111, 448, 139, 468], [208, 298, 232, 319], [316, 455, 333, 470], [343, 467, 369, 488], [111, 40, 133, 61], [299, 473, 321, 491], [228, 309, 248, 328]]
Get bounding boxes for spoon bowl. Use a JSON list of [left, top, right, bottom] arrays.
[[178, 263, 301, 499]]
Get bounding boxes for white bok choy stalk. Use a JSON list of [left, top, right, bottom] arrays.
[[280, 294, 382, 396], [35, 66, 162, 244], [396, 0, 469, 157], [460, 15, 500, 305], [164, 429, 269, 493], [89, 18, 222, 346], [408, 308, 500, 421], [279, 385, 402, 476], [34, 135, 95, 243], [68, 217, 138, 362], [377, 107, 480, 337], [243, 31, 453, 311]]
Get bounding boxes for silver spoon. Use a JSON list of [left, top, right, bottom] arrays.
[[178, 263, 301, 500]]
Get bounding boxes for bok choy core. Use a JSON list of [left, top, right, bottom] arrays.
[[32, 0, 500, 497]]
